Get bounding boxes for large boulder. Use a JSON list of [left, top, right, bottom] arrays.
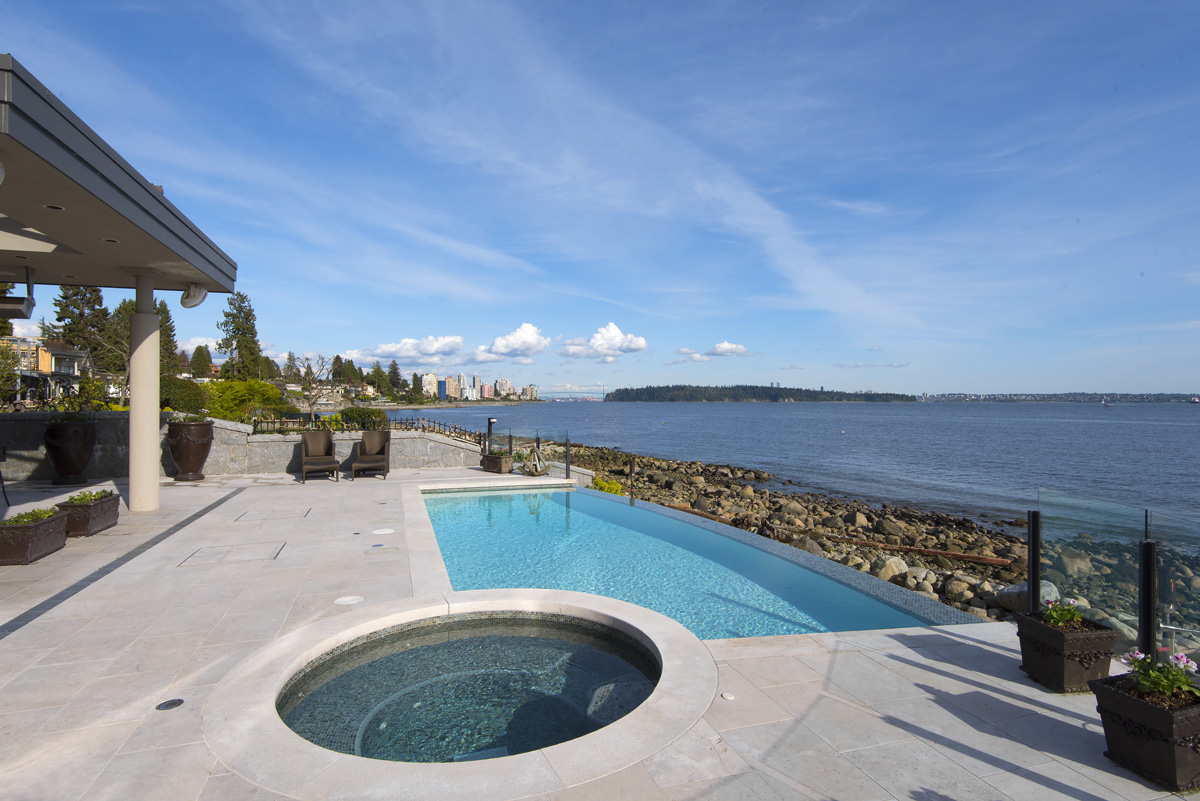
[[690, 496, 710, 513], [874, 518, 907, 537], [1056, 547, 1093, 580], [993, 580, 1060, 613], [821, 515, 845, 530], [843, 511, 869, 528], [872, 556, 909, 583]]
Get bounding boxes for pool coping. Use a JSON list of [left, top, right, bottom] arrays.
[[202, 589, 718, 801]]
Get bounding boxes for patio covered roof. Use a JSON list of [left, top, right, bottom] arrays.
[[0, 54, 235, 301]]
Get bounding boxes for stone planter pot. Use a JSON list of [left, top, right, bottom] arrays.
[[56, 494, 121, 537], [0, 510, 69, 565], [165, 420, 215, 481], [43, 421, 97, 485], [480, 454, 513, 474], [1090, 674, 1200, 792], [1016, 612, 1118, 692]]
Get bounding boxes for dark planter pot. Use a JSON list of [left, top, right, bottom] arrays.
[[1090, 674, 1200, 792], [1016, 612, 1119, 692], [165, 421, 215, 481], [480, 454, 513, 474], [0, 510, 69, 565], [56, 494, 121, 537], [43, 421, 97, 485]]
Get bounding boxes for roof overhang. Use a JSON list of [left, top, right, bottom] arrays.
[[0, 54, 236, 313]]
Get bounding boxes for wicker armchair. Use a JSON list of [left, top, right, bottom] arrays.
[[299, 430, 339, 483], [350, 430, 390, 480]]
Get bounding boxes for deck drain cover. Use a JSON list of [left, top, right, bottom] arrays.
[[335, 596, 364, 605], [156, 699, 184, 710], [370, 528, 395, 535]]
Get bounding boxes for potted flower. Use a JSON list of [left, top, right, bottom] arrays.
[[480, 448, 513, 474], [56, 489, 120, 537], [0, 507, 69, 565], [165, 412, 214, 481], [1015, 599, 1119, 692], [1090, 651, 1200, 791], [43, 410, 97, 485]]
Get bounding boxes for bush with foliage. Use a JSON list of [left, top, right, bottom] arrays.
[[1, 508, 61, 525], [590, 477, 624, 495], [340, 407, 390, 429], [205, 380, 296, 423], [64, 490, 116, 504], [161, 376, 207, 414]]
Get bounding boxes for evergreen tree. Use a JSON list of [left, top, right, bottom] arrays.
[[0, 283, 14, 337], [177, 349, 190, 373], [258, 355, 281, 380], [51, 286, 108, 370], [387, 360, 401, 390], [331, 355, 345, 384], [368, 361, 389, 392], [190, 344, 213, 378], [156, 300, 179, 377], [214, 291, 261, 380], [343, 359, 360, 384], [412, 372, 422, 395], [282, 352, 302, 383]]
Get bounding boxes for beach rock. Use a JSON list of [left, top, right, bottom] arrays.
[[796, 537, 824, 556], [687, 475, 706, 488], [993, 580, 1060, 613], [821, 515, 845, 530], [1057, 547, 1093, 579], [738, 485, 756, 500], [779, 500, 806, 517], [874, 518, 907, 537], [873, 556, 908, 583], [843, 511, 869, 528], [690, 497, 710, 513]]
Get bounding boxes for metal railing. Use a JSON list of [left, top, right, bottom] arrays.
[[251, 415, 485, 447]]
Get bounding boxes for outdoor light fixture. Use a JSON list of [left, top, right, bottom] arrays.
[[0, 266, 36, 319], [0, 159, 5, 187], [180, 283, 208, 308]]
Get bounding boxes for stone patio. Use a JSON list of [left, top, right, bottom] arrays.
[[0, 469, 1181, 800]]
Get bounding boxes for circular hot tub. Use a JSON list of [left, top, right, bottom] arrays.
[[202, 591, 717, 801], [277, 612, 660, 762]]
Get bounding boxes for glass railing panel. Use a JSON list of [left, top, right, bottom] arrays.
[[1038, 488, 1146, 652], [1153, 511, 1200, 660]]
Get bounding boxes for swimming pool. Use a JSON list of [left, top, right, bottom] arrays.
[[424, 488, 957, 639]]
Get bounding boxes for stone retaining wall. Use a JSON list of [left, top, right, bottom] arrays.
[[0, 413, 482, 480]]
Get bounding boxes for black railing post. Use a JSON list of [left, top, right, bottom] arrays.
[[508, 434, 513, 455], [565, 434, 571, 480], [1140, 539, 1159, 660], [1027, 510, 1041, 614]]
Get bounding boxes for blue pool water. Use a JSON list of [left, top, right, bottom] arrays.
[[424, 489, 927, 639]]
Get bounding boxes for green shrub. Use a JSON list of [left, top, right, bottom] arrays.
[[161, 376, 207, 414], [590, 477, 624, 495], [206, 380, 297, 423], [340, 407, 390, 429], [64, 490, 116, 504], [1, 508, 60, 525]]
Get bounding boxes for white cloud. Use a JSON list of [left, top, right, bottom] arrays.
[[489, 323, 551, 357], [666, 347, 711, 365], [12, 320, 40, 337], [821, 199, 894, 215], [181, 336, 218, 352], [706, 341, 749, 357], [344, 335, 463, 365], [462, 346, 505, 364], [867, 345, 881, 351], [558, 322, 647, 361]]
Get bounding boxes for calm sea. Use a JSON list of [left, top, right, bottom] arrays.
[[393, 402, 1200, 526]]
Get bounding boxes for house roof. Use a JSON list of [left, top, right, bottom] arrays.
[[0, 54, 236, 300]]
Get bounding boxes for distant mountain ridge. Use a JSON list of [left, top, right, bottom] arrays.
[[604, 385, 916, 403]]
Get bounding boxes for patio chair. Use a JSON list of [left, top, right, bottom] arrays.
[[350, 430, 390, 480], [300, 430, 339, 483]]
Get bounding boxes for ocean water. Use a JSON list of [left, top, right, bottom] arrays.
[[396, 401, 1199, 525]]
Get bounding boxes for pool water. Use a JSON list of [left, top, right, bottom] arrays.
[[278, 612, 659, 763], [424, 489, 926, 639]]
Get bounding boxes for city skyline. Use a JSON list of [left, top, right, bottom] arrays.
[[6, 2, 1198, 395]]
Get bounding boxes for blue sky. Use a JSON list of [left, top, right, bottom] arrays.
[[7, 1, 1199, 394]]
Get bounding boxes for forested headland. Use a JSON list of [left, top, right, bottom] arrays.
[[604, 385, 916, 403]]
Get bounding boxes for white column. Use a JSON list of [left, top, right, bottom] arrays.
[[129, 273, 160, 512]]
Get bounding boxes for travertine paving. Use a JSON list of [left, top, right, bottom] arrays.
[[0, 470, 1180, 800]]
